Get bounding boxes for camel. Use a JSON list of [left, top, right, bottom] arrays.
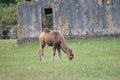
[[38, 28, 74, 61]]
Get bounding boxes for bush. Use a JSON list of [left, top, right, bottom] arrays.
[[0, 4, 17, 29]]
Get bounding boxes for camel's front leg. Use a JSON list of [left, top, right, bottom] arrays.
[[39, 43, 45, 61], [52, 47, 56, 61]]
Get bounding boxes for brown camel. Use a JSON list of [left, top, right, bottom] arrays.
[[38, 28, 74, 61]]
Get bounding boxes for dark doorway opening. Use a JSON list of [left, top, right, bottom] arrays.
[[42, 7, 53, 30], [44, 8, 53, 14]]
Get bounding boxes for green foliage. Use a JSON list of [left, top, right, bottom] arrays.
[[0, 0, 16, 4], [16, 0, 25, 2], [0, 38, 120, 80], [0, 0, 31, 29], [16, 0, 31, 2], [0, 3, 17, 29]]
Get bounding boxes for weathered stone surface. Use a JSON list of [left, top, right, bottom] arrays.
[[17, 0, 120, 43]]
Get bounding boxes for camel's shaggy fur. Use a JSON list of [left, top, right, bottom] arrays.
[[38, 28, 74, 61]]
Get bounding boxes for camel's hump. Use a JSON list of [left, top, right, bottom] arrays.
[[43, 28, 51, 33]]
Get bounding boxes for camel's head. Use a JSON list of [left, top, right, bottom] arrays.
[[67, 49, 74, 60]]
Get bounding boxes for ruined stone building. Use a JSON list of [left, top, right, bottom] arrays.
[[17, 0, 120, 43]]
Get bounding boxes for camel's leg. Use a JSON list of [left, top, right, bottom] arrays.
[[57, 48, 62, 61], [39, 43, 45, 61], [52, 47, 56, 61]]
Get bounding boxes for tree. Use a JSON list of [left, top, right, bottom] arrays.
[[0, 4, 17, 29], [0, 0, 16, 4]]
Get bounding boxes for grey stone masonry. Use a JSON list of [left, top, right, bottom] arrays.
[[17, 0, 120, 43]]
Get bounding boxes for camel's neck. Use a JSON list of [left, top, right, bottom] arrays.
[[60, 41, 70, 54]]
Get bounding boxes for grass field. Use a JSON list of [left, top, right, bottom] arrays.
[[0, 38, 120, 80]]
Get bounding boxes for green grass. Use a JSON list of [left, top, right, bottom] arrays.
[[0, 38, 120, 80]]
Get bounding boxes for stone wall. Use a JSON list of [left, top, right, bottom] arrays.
[[68, 0, 120, 35], [17, 0, 120, 43]]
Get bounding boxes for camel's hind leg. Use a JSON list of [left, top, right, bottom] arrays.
[[57, 48, 62, 61], [39, 42, 45, 61], [52, 47, 56, 61]]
